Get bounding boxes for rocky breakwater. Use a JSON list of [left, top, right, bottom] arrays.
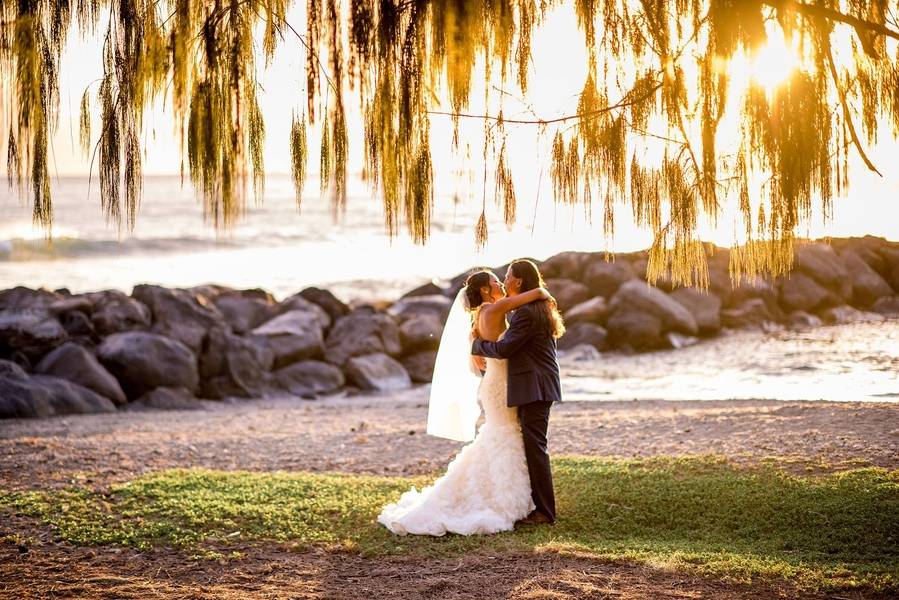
[[0, 282, 452, 418], [1, 236, 898, 418]]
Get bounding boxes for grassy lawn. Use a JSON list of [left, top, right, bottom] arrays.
[[1, 456, 897, 594]]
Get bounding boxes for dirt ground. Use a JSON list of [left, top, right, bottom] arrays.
[[1, 393, 897, 598]]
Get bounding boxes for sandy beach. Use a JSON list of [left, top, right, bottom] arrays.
[[1, 394, 896, 599]]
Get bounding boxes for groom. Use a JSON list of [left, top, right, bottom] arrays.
[[471, 259, 561, 526]]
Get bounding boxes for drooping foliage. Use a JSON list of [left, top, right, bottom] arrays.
[[2, 1, 898, 284]]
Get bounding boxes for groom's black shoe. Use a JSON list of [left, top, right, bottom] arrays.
[[514, 511, 554, 528]]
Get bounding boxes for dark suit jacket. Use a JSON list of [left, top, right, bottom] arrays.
[[471, 303, 562, 407]]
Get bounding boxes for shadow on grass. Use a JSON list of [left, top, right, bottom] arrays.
[[1, 456, 896, 594]]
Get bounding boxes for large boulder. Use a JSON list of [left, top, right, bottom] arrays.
[[558, 323, 608, 351], [272, 360, 345, 397], [794, 243, 852, 300], [296, 287, 349, 323], [725, 276, 778, 311], [35, 343, 126, 405], [889, 263, 899, 293], [0, 287, 60, 310], [97, 331, 199, 399], [721, 298, 779, 330], [818, 305, 885, 325], [0, 372, 116, 419], [200, 326, 275, 398], [126, 387, 206, 411], [778, 272, 837, 312], [400, 350, 438, 383], [277, 294, 332, 330], [399, 315, 444, 353], [344, 353, 412, 392], [131, 285, 225, 353], [669, 287, 721, 335], [89, 291, 151, 335], [250, 310, 324, 368], [564, 297, 608, 325], [0, 309, 67, 361], [540, 252, 586, 280], [609, 280, 698, 335], [839, 250, 893, 308], [871, 296, 899, 316], [582, 259, 636, 298], [324, 311, 402, 366], [605, 308, 664, 351], [401, 281, 445, 299], [545, 279, 591, 313], [214, 294, 278, 334], [387, 295, 452, 323]]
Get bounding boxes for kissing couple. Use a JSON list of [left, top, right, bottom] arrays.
[[378, 259, 565, 535]]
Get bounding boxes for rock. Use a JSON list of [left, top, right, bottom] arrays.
[[47, 296, 93, 316], [131, 284, 225, 353], [324, 311, 402, 366], [60, 311, 95, 338], [0, 373, 116, 419], [399, 315, 444, 353], [272, 360, 345, 397], [558, 344, 602, 364], [778, 272, 837, 312], [582, 259, 636, 298], [669, 287, 721, 335], [726, 276, 778, 311], [545, 279, 591, 313], [250, 310, 325, 368], [558, 323, 608, 351], [126, 387, 206, 411], [839, 250, 893, 308], [89, 291, 151, 335], [0, 309, 67, 361], [200, 326, 275, 398], [35, 343, 126, 405], [0, 287, 60, 310], [0, 359, 27, 379], [605, 308, 664, 350], [387, 295, 452, 323], [818, 305, 885, 325], [297, 287, 349, 323], [97, 331, 199, 399], [540, 252, 586, 280], [787, 311, 823, 329], [400, 351, 438, 383], [794, 243, 852, 300], [889, 264, 899, 293], [721, 298, 778, 330], [871, 296, 899, 316], [214, 294, 278, 334], [344, 353, 412, 392], [564, 297, 608, 325], [402, 281, 445, 298], [609, 280, 698, 335], [666, 332, 699, 349], [277, 294, 332, 330]]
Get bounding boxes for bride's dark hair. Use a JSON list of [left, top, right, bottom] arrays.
[[463, 270, 494, 311], [509, 259, 566, 339]]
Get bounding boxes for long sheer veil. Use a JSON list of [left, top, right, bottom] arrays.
[[426, 288, 482, 442]]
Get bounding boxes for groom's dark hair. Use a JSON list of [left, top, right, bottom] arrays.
[[509, 259, 565, 339]]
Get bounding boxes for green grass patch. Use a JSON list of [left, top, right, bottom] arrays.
[[1, 456, 897, 594]]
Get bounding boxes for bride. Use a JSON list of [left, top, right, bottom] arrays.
[[377, 269, 550, 536]]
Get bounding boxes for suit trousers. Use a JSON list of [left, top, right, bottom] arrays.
[[518, 400, 555, 522]]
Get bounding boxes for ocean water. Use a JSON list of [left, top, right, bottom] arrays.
[[0, 174, 636, 301]]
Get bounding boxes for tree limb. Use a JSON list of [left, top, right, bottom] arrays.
[[427, 83, 662, 125], [767, 1, 899, 42], [823, 40, 882, 177]]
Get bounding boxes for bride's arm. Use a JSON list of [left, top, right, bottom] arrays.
[[482, 287, 550, 318]]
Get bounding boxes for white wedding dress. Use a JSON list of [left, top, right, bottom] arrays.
[[377, 355, 534, 536]]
